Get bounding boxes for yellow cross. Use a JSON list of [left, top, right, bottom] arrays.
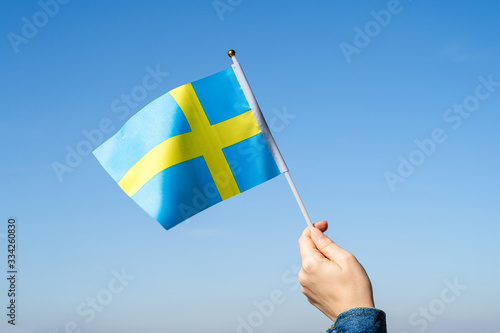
[[118, 83, 261, 200]]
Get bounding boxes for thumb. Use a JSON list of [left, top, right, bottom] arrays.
[[310, 227, 347, 265]]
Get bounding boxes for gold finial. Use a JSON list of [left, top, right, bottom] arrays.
[[228, 49, 236, 58]]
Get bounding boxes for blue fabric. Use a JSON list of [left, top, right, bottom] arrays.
[[191, 67, 251, 125], [223, 133, 280, 192], [326, 308, 387, 333], [132, 157, 222, 230], [93, 93, 190, 182]]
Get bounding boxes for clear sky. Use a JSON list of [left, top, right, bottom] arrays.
[[1, 0, 499, 332]]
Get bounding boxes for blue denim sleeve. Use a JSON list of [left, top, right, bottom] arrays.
[[326, 307, 387, 333]]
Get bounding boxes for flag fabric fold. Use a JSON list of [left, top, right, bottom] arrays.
[[94, 67, 281, 230]]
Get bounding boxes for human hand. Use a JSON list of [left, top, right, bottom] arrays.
[[298, 221, 375, 321]]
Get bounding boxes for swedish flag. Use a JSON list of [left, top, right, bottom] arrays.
[[94, 67, 281, 230]]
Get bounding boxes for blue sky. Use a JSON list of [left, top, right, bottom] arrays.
[[1, 0, 499, 332]]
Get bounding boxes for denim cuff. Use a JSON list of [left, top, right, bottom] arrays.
[[326, 307, 387, 333]]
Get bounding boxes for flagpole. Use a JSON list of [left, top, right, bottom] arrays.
[[228, 49, 313, 229]]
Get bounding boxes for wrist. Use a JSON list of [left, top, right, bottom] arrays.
[[327, 301, 376, 322]]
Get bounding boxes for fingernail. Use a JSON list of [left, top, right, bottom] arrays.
[[311, 227, 323, 240]]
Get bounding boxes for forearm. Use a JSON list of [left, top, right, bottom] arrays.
[[326, 307, 387, 333]]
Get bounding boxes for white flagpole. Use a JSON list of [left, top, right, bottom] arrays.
[[229, 49, 313, 229]]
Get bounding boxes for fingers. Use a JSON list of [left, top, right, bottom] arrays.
[[298, 222, 327, 262], [298, 231, 322, 262], [313, 220, 328, 232], [310, 227, 351, 266]]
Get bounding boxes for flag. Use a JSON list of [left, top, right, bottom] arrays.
[[94, 67, 282, 230]]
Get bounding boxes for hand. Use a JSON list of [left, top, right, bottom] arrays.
[[298, 221, 375, 321]]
